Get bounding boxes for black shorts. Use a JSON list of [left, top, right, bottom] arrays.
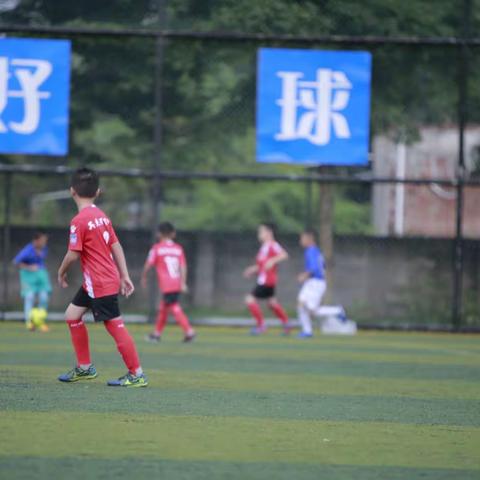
[[163, 292, 181, 305], [252, 285, 275, 299], [72, 287, 120, 322]]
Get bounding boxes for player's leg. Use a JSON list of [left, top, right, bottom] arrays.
[[315, 305, 346, 319], [36, 269, 51, 332], [145, 300, 168, 343], [23, 291, 35, 330], [19, 269, 35, 330], [96, 295, 147, 387], [297, 279, 326, 338], [58, 296, 97, 383], [168, 302, 195, 342], [245, 291, 266, 334], [37, 290, 50, 332], [267, 297, 290, 333]]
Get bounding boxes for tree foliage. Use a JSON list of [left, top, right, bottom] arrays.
[[0, 0, 476, 232]]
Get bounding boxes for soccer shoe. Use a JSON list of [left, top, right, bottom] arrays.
[[145, 333, 161, 343], [107, 372, 148, 388], [58, 365, 98, 383], [250, 326, 267, 336], [26, 321, 35, 331], [39, 324, 50, 333], [183, 332, 196, 343], [297, 331, 313, 339]]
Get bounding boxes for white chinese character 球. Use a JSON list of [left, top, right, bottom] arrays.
[[0, 57, 52, 134], [275, 68, 352, 146]]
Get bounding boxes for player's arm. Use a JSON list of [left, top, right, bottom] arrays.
[[140, 259, 153, 289], [13, 247, 38, 271], [264, 248, 289, 270], [16, 262, 38, 271], [111, 242, 135, 297], [243, 264, 258, 278], [57, 250, 80, 288]]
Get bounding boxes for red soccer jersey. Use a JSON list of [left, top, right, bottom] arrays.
[[256, 241, 285, 287], [147, 240, 186, 294], [68, 204, 120, 298]]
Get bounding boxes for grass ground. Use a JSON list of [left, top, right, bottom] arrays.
[[0, 322, 479, 480]]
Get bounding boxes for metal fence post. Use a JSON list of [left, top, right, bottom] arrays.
[[2, 173, 12, 320], [452, 0, 471, 330], [148, 0, 166, 323]]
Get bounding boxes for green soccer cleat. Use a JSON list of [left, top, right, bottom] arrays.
[[107, 372, 148, 388], [58, 365, 98, 383]]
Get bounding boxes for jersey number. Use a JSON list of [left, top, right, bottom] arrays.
[[164, 256, 180, 278]]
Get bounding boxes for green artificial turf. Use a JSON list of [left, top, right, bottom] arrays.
[[0, 323, 479, 479]]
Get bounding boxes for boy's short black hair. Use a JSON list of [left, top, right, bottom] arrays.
[[158, 222, 176, 237], [260, 222, 277, 236], [70, 167, 99, 198], [32, 230, 47, 241], [302, 228, 318, 240]]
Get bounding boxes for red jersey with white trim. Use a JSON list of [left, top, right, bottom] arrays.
[[256, 241, 285, 287], [147, 240, 186, 294], [68, 205, 120, 298]]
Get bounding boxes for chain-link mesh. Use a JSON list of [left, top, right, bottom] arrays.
[[1, 1, 479, 327]]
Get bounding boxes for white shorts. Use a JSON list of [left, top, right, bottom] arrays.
[[298, 278, 326, 311]]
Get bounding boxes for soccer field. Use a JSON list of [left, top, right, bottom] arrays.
[[0, 323, 479, 480]]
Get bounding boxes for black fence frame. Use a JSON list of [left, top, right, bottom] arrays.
[[1, 0, 479, 329]]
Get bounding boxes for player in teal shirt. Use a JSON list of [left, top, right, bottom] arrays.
[[13, 231, 51, 330]]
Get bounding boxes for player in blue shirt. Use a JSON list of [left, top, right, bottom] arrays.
[[13, 231, 51, 331], [297, 230, 346, 338]]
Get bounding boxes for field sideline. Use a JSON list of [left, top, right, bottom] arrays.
[[0, 322, 479, 480]]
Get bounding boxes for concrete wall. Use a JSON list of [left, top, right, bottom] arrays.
[[1, 227, 479, 324], [373, 126, 480, 238]]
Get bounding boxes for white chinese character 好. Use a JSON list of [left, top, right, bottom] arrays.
[[0, 57, 52, 134], [275, 68, 352, 146]]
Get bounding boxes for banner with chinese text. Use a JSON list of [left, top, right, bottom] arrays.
[[0, 38, 71, 156], [256, 48, 371, 166]]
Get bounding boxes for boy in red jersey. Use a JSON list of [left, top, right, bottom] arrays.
[[142, 222, 196, 343], [243, 223, 290, 335], [57, 168, 147, 387]]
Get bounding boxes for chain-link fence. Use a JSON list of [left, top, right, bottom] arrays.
[[1, 0, 480, 330]]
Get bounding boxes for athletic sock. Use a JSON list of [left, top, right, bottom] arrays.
[[154, 301, 168, 336], [247, 301, 265, 328], [66, 319, 91, 366], [269, 302, 289, 325], [104, 318, 141, 374], [298, 305, 313, 335], [169, 303, 194, 334]]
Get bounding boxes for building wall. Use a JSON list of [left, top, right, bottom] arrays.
[[2, 227, 479, 324], [373, 126, 480, 238]]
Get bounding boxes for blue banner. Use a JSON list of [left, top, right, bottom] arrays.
[[0, 38, 71, 156], [257, 48, 371, 166]]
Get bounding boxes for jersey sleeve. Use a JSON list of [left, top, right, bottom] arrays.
[[13, 245, 29, 264], [108, 224, 119, 246], [68, 221, 84, 252], [146, 246, 156, 266], [179, 247, 186, 267], [271, 242, 285, 255]]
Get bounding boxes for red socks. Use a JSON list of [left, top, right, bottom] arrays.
[[169, 303, 194, 334], [248, 301, 265, 328], [66, 319, 91, 366], [269, 302, 289, 325], [104, 318, 141, 374], [154, 301, 168, 336]]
